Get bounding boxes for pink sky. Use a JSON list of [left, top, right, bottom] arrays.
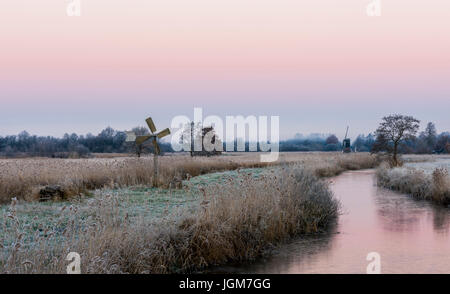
[[1, 0, 449, 139]]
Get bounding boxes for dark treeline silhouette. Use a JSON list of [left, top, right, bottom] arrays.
[[280, 133, 342, 152], [0, 127, 173, 158], [280, 135, 342, 151], [400, 122, 450, 154], [354, 122, 449, 154], [0, 122, 448, 158], [281, 123, 449, 154]]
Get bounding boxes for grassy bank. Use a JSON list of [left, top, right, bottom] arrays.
[[376, 155, 450, 205]]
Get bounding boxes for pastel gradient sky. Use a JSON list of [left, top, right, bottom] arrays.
[[1, 0, 449, 140]]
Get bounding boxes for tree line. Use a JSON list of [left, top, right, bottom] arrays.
[[0, 127, 173, 158], [0, 120, 448, 158], [283, 121, 449, 155], [370, 116, 449, 166]]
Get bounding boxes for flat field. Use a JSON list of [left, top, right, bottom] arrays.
[[402, 154, 450, 174], [0, 152, 378, 273]]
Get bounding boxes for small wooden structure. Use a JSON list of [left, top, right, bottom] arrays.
[[342, 126, 352, 153], [126, 117, 170, 187]]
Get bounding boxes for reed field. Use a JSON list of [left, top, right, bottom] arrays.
[[0, 152, 378, 204], [0, 152, 379, 273]]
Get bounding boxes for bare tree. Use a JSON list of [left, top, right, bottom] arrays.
[[373, 114, 420, 166]]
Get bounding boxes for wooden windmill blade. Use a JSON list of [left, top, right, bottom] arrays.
[[136, 135, 152, 146], [157, 128, 171, 139], [128, 115, 170, 187], [152, 139, 161, 155], [146, 117, 157, 134]]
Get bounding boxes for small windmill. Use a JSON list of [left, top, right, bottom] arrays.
[[126, 117, 171, 187], [342, 126, 351, 153]]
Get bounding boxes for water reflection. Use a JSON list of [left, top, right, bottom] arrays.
[[212, 170, 450, 274], [433, 207, 450, 232], [374, 186, 450, 233], [213, 226, 337, 274]]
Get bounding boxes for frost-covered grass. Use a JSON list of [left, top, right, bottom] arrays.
[[377, 155, 450, 205], [0, 168, 263, 250], [0, 153, 379, 274], [0, 165, 340, 274], [403, 155, 450, 174]]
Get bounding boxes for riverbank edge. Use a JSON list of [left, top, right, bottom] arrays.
[[375, 164, 450, 206]]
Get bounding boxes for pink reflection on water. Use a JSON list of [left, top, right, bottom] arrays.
[[216, 170, 450, 274]]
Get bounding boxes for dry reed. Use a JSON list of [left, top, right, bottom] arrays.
[[0, 164, 339, 274], [0, 153, 379, 273], [376, 163, 450, 205], [0, 153, 378, 204]]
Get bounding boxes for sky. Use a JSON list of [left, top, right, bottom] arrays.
[[1, 0, 449, 141]]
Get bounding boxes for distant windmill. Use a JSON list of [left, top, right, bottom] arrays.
[[126, 117, 171, 187], [342, 126, 351, 153]]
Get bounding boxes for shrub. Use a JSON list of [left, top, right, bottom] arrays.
[[431, 168, 450, 204]]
